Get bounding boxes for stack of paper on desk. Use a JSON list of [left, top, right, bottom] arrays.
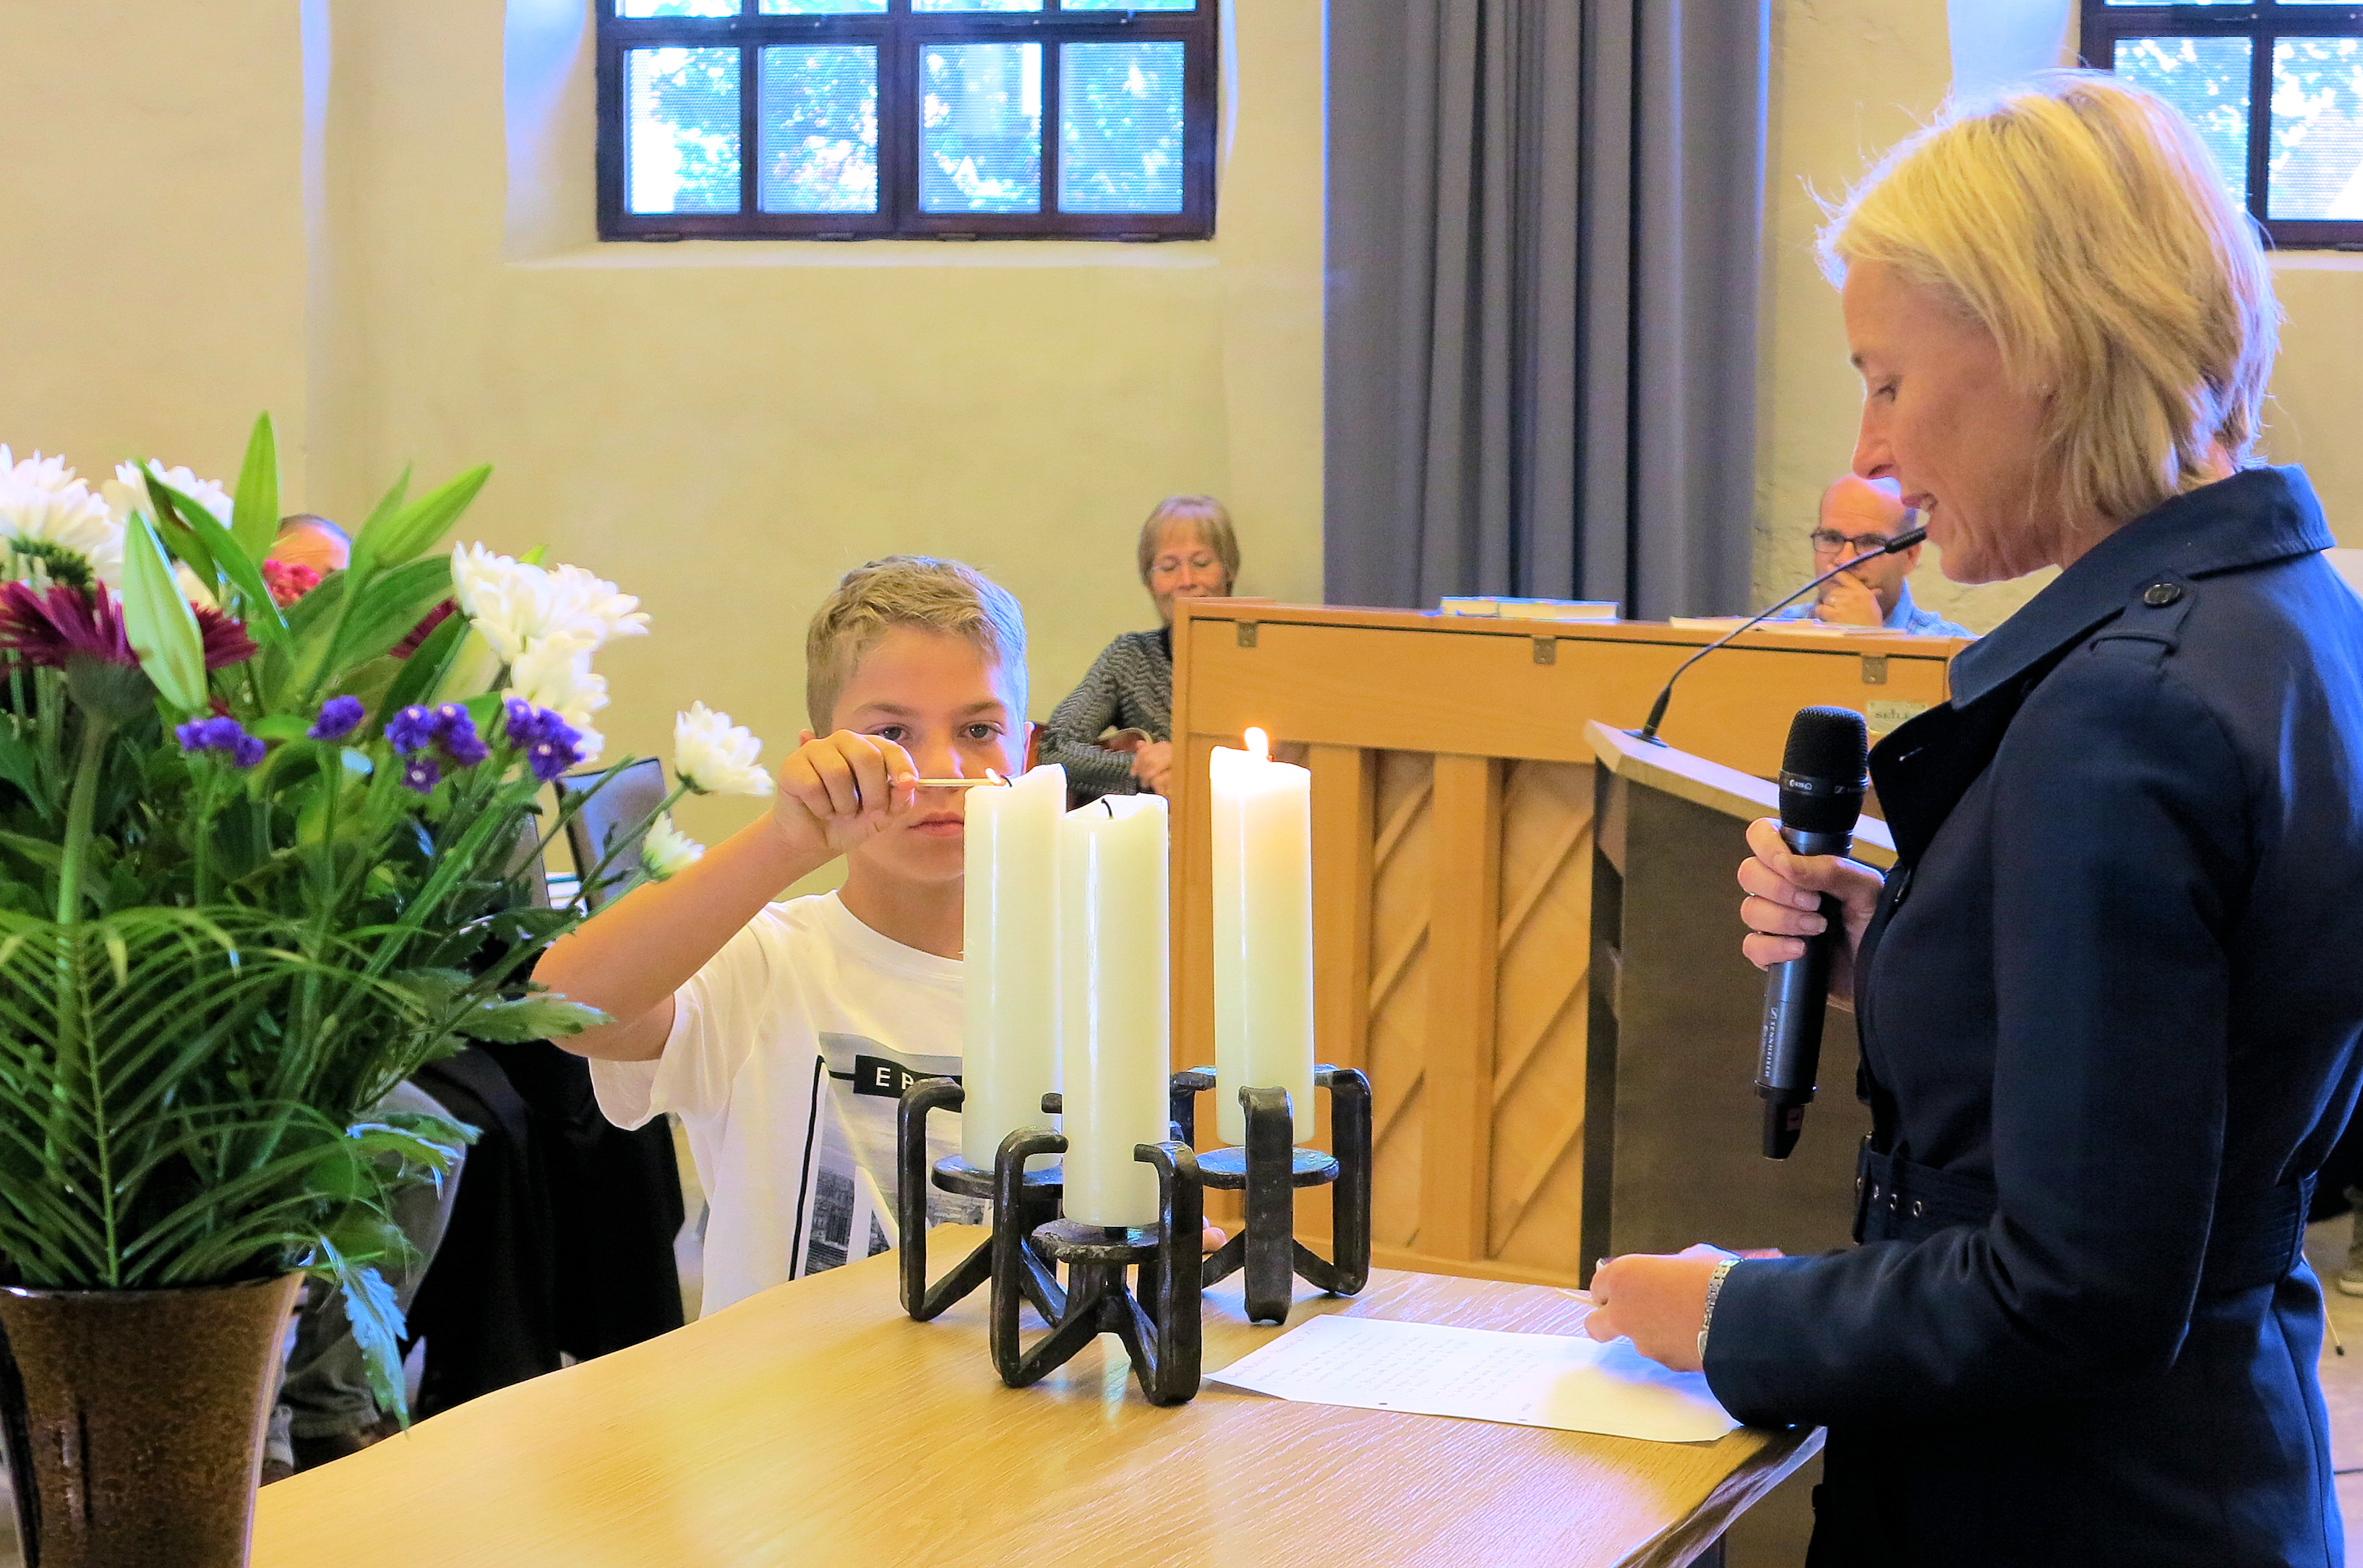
[[1205, 1314, 1739, 1444]]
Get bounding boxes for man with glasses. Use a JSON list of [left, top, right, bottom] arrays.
[[1772, 474, 1973, 636]]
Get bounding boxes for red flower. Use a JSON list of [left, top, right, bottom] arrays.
[[392, 599, 457, 660], [0, 582, 256, 672], [261, 559, 322, 607], [0, 580, 134, 667]]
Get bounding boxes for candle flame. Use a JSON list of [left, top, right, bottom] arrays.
[[1245, 726, 1270, 762], [985, 768, 1005, 785]]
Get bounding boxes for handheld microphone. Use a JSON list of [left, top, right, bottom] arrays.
[[1756, 706, 1869, 1160], [1634, 527, 1926, 745]]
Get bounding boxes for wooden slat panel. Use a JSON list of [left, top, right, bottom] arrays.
[[1420, 753, 1503, 1261], [1486, 761, 1594, 1273], [1365, 752, 1433, 1249]]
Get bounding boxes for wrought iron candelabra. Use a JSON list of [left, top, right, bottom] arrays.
[[893, 1063, 1375, 1404]]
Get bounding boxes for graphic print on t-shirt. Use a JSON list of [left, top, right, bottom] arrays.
[[794, 1032, 987, 1279]]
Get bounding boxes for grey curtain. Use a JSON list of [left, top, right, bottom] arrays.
[[1324, 0, 1769, 619]]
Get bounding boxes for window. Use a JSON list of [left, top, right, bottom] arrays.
[[596, 1, 1217, 241], [2082, 2, 2363, 248]]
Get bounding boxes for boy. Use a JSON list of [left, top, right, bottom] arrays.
[[541, 557, 1025, 1313]]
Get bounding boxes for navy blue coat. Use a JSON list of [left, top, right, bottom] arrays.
[[1704, 468, 2363, 1567]]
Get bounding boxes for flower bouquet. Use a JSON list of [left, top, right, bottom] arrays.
[[0, 414, 762, 1565]]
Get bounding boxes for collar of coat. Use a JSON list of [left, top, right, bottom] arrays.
[[1869, 466, 2332, 866], [1944, 465, 2333, 710]]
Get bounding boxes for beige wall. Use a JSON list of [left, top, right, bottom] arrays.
[[4, 0, 1324, 856], [1755, 1, 2363, 633], [0, 4, 314, 497]]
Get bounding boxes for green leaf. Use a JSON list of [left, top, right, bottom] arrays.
[[320, 1242, 413, 1425], [173, 493, 286, 648], [118, 514, 207, 712], [248, 714, 312, 742], [141, 474, 222, 592], [354, 466, 489, 572], [458, 990, 609, 1044], [332, 558, 457, 673], [377, 605, 472, 719], [0, 831, 64, 870], [230, 414, 280, 566]]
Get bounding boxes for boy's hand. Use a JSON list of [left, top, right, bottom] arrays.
[[771, 729, 922, 860]]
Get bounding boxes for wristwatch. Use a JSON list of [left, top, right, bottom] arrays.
[[1697, 1256, 1740, 1363]]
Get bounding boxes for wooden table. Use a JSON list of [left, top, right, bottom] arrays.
[[253, 1233, 1818, 1567]]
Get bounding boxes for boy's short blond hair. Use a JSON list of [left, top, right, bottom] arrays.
[[805, 556, 1028, 731], [1819, 72, 2278, 536]]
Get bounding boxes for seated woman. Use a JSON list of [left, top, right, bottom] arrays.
[[1038, 495, 1237, 800]]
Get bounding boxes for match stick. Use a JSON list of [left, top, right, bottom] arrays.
[[914, 778, 1008, 788]]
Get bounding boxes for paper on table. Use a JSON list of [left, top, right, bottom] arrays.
[[1205, 1314, 1738, 1444]]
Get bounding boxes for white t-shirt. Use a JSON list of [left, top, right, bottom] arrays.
[[590, 892, 981, 1316]]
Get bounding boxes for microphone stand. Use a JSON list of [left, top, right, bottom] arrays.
[[1633, 527, 1929, 745]]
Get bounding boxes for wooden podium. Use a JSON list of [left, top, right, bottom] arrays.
[[1167, 599, 1960, 1286]]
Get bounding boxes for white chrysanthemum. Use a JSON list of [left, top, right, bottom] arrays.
[[508, 635, 609, 731], [450, 544, 648, 665], [544, 562, 650, 647], [103, 460, 231, 530], [639, 813, 705, 881], [674, 702, 773, 797], [0, 449, 128, 585]]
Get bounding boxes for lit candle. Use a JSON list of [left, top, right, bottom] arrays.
[[961, 765, 1065, 1171], [1058, 794, 1170, 1228], [1208, 727, 1316, 1147]]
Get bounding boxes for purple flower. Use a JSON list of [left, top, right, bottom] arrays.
[[400, 755, 442, 793], [442, 712, 490, 768], [309, 695, 364, 742], [503, 697, 541, 748], [385, 704, 442, 755], [175, 715, 265, 768], [525, 730, 583, 784]]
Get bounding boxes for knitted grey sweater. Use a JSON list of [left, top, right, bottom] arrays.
[[1037, 627, 1172, 798]]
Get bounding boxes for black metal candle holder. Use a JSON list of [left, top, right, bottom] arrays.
[[895, 1079, 1064, 1321], [1175, 1064, 1373, 1324], [987, 1128, 1206, 1406]]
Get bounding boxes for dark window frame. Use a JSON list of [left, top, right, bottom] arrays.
[[596, 1, 1219, 241], [2080, 2, 2363, 249]]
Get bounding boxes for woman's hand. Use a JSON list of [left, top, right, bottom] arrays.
[[1738, 817, 1884, 1002], [1582, 1245, 1734, 1371], [1131, 740, 1174, 797]]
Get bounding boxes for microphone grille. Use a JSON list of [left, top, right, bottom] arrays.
[[1780, 706, 1869, 781]]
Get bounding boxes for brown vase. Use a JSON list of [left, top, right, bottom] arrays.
[[0, 1272, 304, 1568]]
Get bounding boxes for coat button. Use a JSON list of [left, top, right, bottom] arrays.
[[2142, 581, 2183, 607]]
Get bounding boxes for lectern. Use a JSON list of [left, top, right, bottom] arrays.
[[1582, 721, 1895, 1269]]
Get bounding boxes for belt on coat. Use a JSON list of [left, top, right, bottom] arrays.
[[1855, 1143, 2314, 1295]]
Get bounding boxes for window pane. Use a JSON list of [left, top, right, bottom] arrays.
[[2112, 36, 2251, 208], [921, 43, 1042, 213], [619, 0, 737, 14], [1062, 0, 1196, 8], [914, 0, 1042, 10], [2271, 39, 2363, 220], [761, 0, 885, 10], [626, 48, 742, 215], [758, 46, 878, 213], [1060, 42, 1186, 213]]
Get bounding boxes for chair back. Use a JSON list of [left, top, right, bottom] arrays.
[[558, 757, 668, 912]]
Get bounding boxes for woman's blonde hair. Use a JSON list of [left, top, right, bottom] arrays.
[[1819, 72, 2279, 534], [1135, 495, 1240, 590], [805, 555, 1027, 730]]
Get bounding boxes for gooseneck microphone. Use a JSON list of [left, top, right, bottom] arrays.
[[1634, 527, 1926, 745], [1757, 706, 1869, 1160]]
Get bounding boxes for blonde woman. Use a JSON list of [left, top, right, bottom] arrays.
[[1583, 77, 2363, 1564], [1037, 496, 1238, 800]]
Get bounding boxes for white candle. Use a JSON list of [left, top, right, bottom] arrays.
[[1058, 793, 1171, 1228], [1209, 727, 1316, 1146], [960, 765, 1065, 1171]]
